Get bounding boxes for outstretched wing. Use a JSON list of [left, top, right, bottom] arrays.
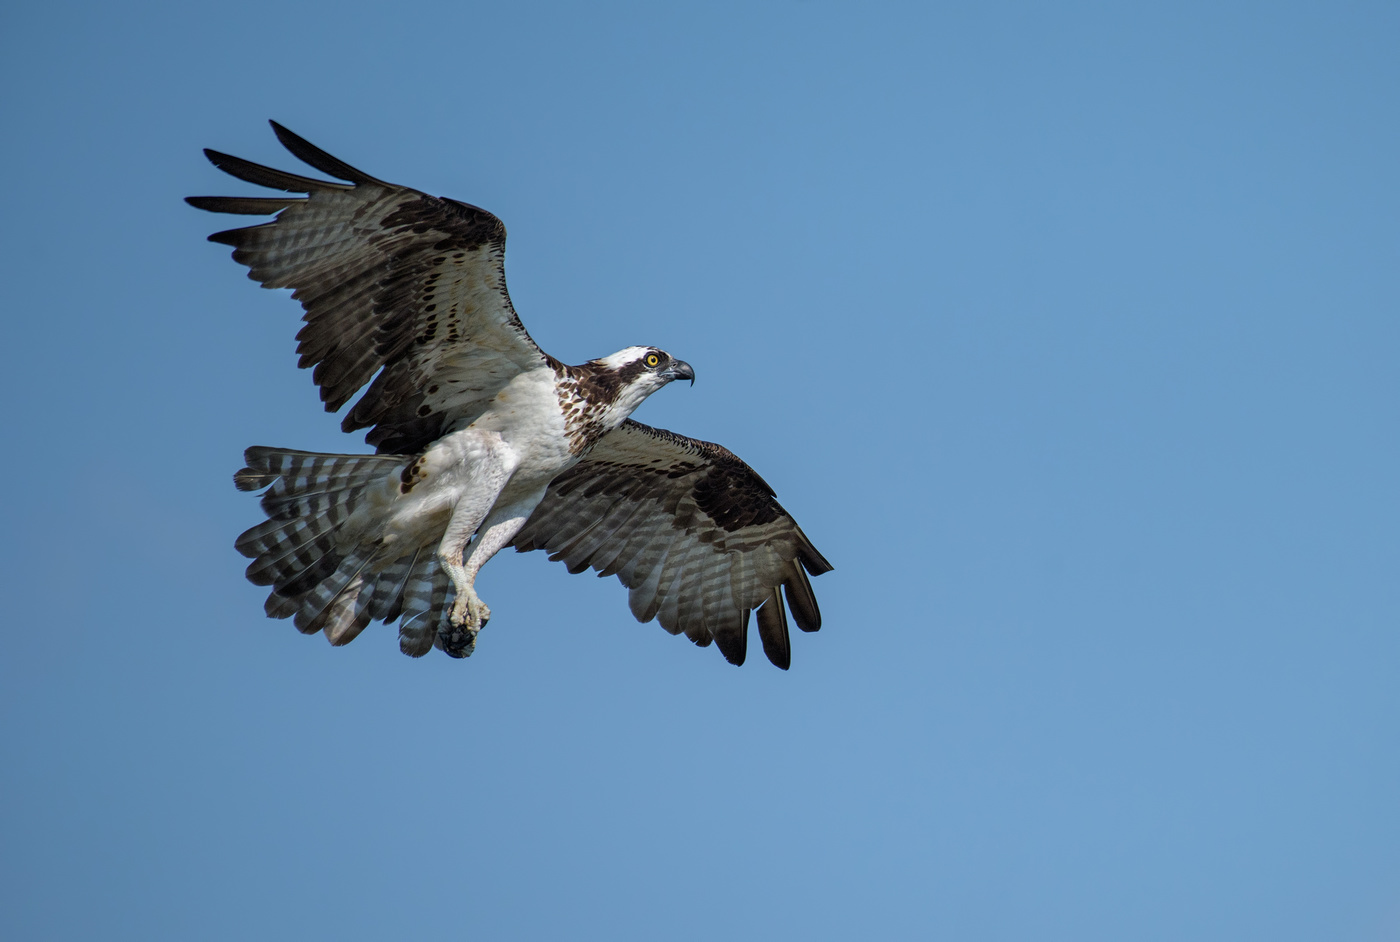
[[188, 121, 546, 454], [513, 420, 833, 669]]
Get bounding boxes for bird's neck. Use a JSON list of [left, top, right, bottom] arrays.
[[552, 359, 653, 452]]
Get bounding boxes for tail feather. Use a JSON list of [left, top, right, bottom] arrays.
[[295, 548, 373, 635], [396, 555, 444, 657], [241, 518, 340, 586], [236, 446, 452, 654], [369, 550, 419, 624], [237, 447, 398, 494], [236, 514, 322, 559], [265, 590, 299, 620], [259, 485, 373, 523], [279, 548, 347, 602], [318, 564, 377, 647]]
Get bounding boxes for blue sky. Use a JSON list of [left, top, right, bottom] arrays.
[[2, 1, 1397, 938]]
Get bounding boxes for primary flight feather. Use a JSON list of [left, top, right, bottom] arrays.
[[191, 121, 831, 668]]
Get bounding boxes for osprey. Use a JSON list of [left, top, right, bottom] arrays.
[[191, 122, 831, 668]]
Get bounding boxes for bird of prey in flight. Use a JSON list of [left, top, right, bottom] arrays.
[[190, 122, 831, 668]]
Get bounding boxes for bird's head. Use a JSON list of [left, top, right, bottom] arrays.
[[585, 345, 695, 429]]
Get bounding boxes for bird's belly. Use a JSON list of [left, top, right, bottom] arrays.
[[373, 416, 577, 555], [510, 436, 577, 481], [478, 392, 579, 482]]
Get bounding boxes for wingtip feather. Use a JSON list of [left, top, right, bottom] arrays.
[[797, 530, 834, 576], [201, 145, 347, 194], [783, 564, 822, 633], [712, 613, 749, 666], [755, 592, 792, 669], [269, 120, 386, 186], [186, 195, 302, 215]]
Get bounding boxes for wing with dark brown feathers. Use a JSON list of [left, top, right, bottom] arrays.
[[188, 121, 547, 454], [513, 420, 833, 669]]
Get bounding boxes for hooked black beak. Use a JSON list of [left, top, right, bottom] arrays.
[[668, 359, 695, 386]]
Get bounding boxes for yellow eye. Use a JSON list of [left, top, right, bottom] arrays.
[[645, 353, 660, 367]]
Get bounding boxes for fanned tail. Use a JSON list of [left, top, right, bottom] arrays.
[[234, 446, 459, 654]]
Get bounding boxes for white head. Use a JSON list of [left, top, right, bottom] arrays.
[[583, 345, 696, 430]]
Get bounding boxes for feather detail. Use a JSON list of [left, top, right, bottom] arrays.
[[754, 592, 790, 670], [515, 420, 831, 668], [190, 125, 541, 455], [234, 447, 433, 651]]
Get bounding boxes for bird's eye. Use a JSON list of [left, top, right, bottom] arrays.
[[645, 353, 661, 368]]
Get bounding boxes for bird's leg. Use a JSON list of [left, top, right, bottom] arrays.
[[448, 490, 547, 630], [433, 433, 515, 631], [438, 499, 492, 631]]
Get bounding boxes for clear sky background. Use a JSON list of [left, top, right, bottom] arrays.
[[2, 2, 1396, 939]]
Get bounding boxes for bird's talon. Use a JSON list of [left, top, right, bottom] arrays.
[[449, 591, 491, 630]]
